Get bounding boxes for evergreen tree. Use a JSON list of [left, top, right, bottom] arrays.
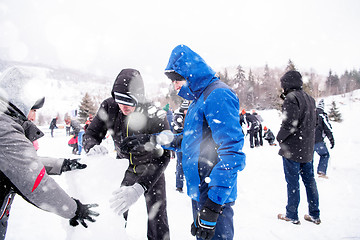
[[326, 70, 340, 95], [78, 92, 97, 122], [328, 100, 342, 122], [285, 59, 297, 72]]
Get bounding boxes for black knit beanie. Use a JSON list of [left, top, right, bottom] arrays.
[[280, 70, 303, 91], [111, 69, 145, 106]]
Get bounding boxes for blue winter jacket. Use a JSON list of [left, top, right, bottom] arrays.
[[165, 45, 246, 205]]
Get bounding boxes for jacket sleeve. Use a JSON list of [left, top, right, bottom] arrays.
[[0, 120, 77, 219], [136, 116, 171, 191], [37, 156, 64, 175], [276, 93, 300, 143], [204, 88, 246, 205], [83, 99, 110, 152], [321, 113, 334, 141]]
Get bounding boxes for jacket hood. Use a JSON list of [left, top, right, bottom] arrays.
[[111, 68, 145, 106], [0, 66, 45, 117], [280, 70, 303, 91], [164, 45, 218, 100]]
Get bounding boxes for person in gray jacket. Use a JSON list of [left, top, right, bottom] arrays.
[[0, 67, 99, 240]]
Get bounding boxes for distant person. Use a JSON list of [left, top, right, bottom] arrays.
[[263, 126, 276, 146], [276, 70, 321, 225], [0, 66, 98, 240], [65, 117, 71, 136], [240, 109, 260, 148], [49, 117, 58, 137], [252, 110, 264, 146], [314, 99, 335, 178]]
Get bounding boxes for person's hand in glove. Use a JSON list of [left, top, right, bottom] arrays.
[[330, 138, 335, 149], [69, 199, 99, 228], [87, 145, 109, 156], [191, 198, 222, 240], [109, 183, 145, 216], [61, 158, 87, 172], [119, 134, 155, 155]]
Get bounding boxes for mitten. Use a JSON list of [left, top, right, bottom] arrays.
[[61, 158, 87, 172], [191, 198, 222, 240], [87, 145, 109, 156], [109, 183, 145, 216], [69, 199, 99, 228]]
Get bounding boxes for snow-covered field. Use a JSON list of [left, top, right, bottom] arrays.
[[5, 90, 360, 240]]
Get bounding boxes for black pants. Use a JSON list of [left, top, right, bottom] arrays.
[[121, 168, 170, 240]]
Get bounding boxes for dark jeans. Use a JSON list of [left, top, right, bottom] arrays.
[[175, 152, 184, 189], [192, 200, 234, 240], [282, 157, 320, 220], [122, 170, 169, 240], [314, 142, 330, 174]]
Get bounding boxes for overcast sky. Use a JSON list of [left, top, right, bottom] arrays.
[[1, 0, 359, 84]]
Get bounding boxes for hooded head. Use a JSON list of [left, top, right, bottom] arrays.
[[280, 70, 303, 91], [0, 66, 45, 117], [317, 99, 325, 111], [164, 44, 217, 100], [111, 68, 145, 107]]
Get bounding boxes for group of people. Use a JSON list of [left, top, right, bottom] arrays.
[[240, 109, 277, 147], [0, 44, 335, 240]]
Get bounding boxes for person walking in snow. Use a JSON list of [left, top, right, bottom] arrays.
[[263, 126, 276, 146], [162, 45, 246, 240], [276, 70, 321, 225], [82, 68, 171, 240], [171, 100, 190, 193], [0, 67, 98, 240], [314, 99, 335, 178], [49, 116, 58, 137]]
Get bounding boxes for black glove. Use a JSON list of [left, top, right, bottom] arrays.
[[330, 139, 335, 149], [191, 199, 222, 240], [61, 158, 87, 172], [69, 199, 99, 228], [119, 134, 156, 155]]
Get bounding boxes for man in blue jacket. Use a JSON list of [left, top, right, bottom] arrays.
[[164, 45, 246, 240]]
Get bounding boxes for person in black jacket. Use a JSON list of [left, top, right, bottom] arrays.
[[240, 109, 260, 148], [49, 117, 58, 137], [276, 70, 321, 225], [263, 126, 276, 146], [82, 68, 170, 240], [314, 99, 334, 178]]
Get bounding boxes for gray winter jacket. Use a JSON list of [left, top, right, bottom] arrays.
[[0, 67, 77, 239]]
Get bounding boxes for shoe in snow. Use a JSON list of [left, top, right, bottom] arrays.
[[317, 172, 329, 179], [176, 188, 184, 193], [277, 214, 300, 225], [304, 214, 321, 225]]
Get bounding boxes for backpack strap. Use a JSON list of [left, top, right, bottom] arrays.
[[203, 80, 233, 101]]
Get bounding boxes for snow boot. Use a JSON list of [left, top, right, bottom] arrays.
[[317, 172, 329, 179], [277, 214, 301, 225], [304, 214, 321, 225]]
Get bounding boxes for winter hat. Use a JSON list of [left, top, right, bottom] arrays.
[[264, 126, 268, 131], [163, 103, 170, 112], [31, 97, 45, 110], [317, 99, 325, 111], [241, 109, 246, 115], [111, 68, 145, 107], [0, 66, 46, 117], [280, 70, 303, 91], [179, 100, 190, 113]]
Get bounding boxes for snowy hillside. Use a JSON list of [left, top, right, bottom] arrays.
[[5, 90, 360, 240]]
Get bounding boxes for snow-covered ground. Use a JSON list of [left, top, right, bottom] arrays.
[[5, 90, 360, 240]]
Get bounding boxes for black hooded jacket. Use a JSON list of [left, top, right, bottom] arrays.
[[276, 71, 316, 163], [82, 69, 170, 191]]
